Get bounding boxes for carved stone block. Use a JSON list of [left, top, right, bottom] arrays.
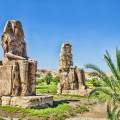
[[0, 65, 12, 96], [1, 95, 53, 108]]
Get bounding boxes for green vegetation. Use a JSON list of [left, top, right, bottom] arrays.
[[36, 81, 57, 94], [0, 76, 92, 120], [44, 73, 53, 85], [86, 78, 102, 88], [36, 73, 60, 85], [75, 105, 89, 114], [0, 98, 91, 120], [107, 105, 120, 120], [86, 49, 120, 119], [36, 74, 59, 94], [0, 103, 73, 120], [0, 93, 91, 120]]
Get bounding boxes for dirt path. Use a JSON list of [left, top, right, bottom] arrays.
[[66, 103, 107, 120]]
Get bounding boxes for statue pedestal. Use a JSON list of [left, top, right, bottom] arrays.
[[1, 95, 53, 108], [61, 89, 91, 96]]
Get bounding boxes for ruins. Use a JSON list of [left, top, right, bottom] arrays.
[[0, 20, 53, 108], [58, 43, 87, 95]]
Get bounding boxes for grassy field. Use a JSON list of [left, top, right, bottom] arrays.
[[0, 96, 89, 120], [36, 81, 57, 94], [0, 103, 74, 120], [0, 81, 92, 120], [0, 103, 90, 120]]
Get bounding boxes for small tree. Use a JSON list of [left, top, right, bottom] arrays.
[[44, 73, 53, 85], [52, 76, 60, 84]]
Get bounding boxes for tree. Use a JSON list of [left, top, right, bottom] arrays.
[[107, 104, 120, 120], [85, 49, 120, 119], [44, 73, 53, 85]]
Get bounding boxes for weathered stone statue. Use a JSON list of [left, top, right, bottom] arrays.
[[12, 61, 21, 96], [58, 43, 86, 94], [0, 20, 36, 96], [59, 43, 73, 71], [1, 20, 27, 58], [0, 20, 53, 108]]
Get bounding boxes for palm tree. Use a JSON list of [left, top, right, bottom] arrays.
[[85, 49, 120, 104], [107, 104, 120, 120], [85, 49, 120, 119]]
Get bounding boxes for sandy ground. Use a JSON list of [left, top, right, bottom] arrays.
[[66, 103, 107, 120]]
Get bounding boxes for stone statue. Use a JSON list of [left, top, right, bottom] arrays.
[[63, 72, 70, 90], [0, 20, 53, 109], [12, 61, 21, 96], [58, 43, 86, 93], [0, 20, 37, 96], [59, 43, 73, 71], [1, 20, 27, 58], [28, 60, 37, 95], [69, 67, 78, 90]]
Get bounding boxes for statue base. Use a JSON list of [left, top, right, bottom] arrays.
[[61, 89, 91, 96], [1, 95, 53, 108]]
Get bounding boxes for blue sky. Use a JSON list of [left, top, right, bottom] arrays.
[[0, 0, 120, 71]]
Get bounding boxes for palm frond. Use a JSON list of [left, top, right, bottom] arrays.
[[116, 48, 120, 72], [104, 50, 119, 79], [85, 64, 107, 77], [112, 105, 118, 116], [89, 87, 113, 98], [116, 109, 120, 120], [86, 49, 120, 105], [107, 105, 120, 120], [107, 104, 112, 120], [85, 64, 117, 92]]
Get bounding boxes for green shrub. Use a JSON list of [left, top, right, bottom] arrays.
[[76, 105, 89, 114], [0, 103, 72, 120], [52, 76, 60, 85], [86, 78, 101, 87], [44, 73, 53, 85], [92, 79, 101, 87], [36, 82, 57, 94]]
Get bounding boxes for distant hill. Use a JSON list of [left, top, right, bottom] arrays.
[[36, 69, 58, 78]]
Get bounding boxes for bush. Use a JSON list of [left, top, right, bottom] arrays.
[[76, 105, 89, 114], [86, 78, 101, 87], [36, 81, 57, 94], [52, 76, 60, 85], [92, 79, 101, 87], [44, 73, 53, 85]]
